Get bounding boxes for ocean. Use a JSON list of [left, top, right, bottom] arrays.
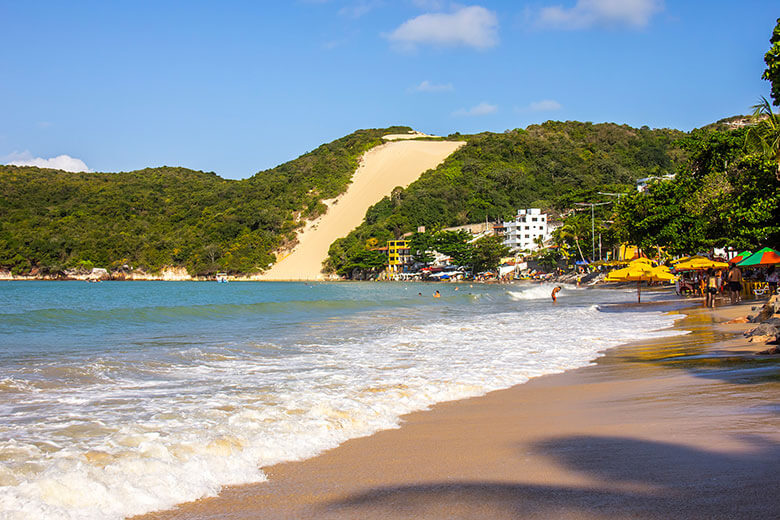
[[0, 281, 681, 520]]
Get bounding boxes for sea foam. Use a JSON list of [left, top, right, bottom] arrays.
[[0, 283, 681, 520]]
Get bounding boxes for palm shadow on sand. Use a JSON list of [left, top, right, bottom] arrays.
[[324, 435, 780, 519]]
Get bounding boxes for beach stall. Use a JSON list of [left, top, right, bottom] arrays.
[[736, 247, 780, 297]]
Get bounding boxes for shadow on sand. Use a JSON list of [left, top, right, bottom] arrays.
[[325, 435, 780, 519]]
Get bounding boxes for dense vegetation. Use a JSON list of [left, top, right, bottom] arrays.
[[326, 122, 687, 275], [613, 129, 780, 255], [0, 126, 410, 275], [612, 18, 780, 257]]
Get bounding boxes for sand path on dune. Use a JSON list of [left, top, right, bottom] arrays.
[[259, 139, 464, 281]]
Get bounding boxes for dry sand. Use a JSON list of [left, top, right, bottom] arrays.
[[135, 297, 780, 520], [259, 139, 464, 281]]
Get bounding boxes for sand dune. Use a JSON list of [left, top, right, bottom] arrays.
[[259, 139, 465, 281]]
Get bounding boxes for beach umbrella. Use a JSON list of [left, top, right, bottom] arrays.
[[671, 255, 700, 265], [673, 257, 729, 271], [736, 247, 780, 267], [606, 260, 675, 303], [729, 251, 752, 264]]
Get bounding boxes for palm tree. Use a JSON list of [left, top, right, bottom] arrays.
[[746, 96, 780, 180], [555, 216, 588, 263]]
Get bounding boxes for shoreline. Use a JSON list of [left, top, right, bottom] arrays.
[[134, 296, 780, 520]]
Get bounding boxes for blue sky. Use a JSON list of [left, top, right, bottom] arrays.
[[0, 1, 777, 179]]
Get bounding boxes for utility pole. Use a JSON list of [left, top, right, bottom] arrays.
[[574, 202, 611, 261]]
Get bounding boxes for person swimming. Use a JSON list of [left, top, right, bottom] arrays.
[[433, 290, 441, 298], [551, 286, 562, 302]]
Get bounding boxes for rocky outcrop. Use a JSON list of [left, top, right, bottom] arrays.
[[745, 296, 780, 352]]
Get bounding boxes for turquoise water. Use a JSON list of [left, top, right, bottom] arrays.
[[0, 281, 680, 520]]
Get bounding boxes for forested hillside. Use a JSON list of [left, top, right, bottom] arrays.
[[0, 126, 410, 276], [327, 121, 687, 274]]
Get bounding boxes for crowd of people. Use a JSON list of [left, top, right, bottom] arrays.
[[676, 264, 778, 308]]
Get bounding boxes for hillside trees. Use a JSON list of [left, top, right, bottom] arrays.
[[613, 19, 780, 254], [327, 122, 684, 274], [0, 127, 410, 276]]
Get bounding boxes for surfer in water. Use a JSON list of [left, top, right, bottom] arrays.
[[551, 286, 562, 303]]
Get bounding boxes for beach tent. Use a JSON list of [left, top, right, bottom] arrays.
[[729, 251, 752, 265], [606, 260, 675, 303], [673, 257, 729, 271], [736, 247, 780, 267]]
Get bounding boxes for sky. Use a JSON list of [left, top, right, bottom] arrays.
[[0, 0, 777, 179]]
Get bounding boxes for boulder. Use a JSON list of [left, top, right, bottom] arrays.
[[748, 302, 774, 323], [744, 322, 780, 338]]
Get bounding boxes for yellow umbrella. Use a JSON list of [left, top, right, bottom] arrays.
[[606, 261, 675, 302], [674, 258, 729, 271], [671, 255, 700, 265]]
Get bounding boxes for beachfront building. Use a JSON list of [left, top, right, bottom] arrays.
[[501, 209, 551, 252], [387, 239, 412, 273]]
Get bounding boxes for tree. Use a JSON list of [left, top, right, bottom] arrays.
[[748, 97, 780, 181], [431, 230, 473, 266], [336, 246, 386, 278], [555, 215, 589, 262], [537, 248, 562, 272], [470, 235, 510, 273], [762, 17, 780, 106], [613, 174, 709, 255], [408, 232, 435, 264]]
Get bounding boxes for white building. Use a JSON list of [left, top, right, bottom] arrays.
[[502, 208, 551, 252], [636, 174, 675, 192]]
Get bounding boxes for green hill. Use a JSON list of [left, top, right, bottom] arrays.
[[0, 126, 411, 276], [327, 121, 687, 274]]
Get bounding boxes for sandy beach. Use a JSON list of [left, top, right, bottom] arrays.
[[259, 139, 464, 281], [135, 296, 780, 520]]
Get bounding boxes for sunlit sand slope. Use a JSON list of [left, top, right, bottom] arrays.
[[259, 139, 464, 281]]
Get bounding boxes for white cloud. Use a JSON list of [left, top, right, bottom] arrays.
[[453, 101, 497, 117], [538, 0, 663, 29], [528, 99, 563, 111], [412, 80, 454, 92], [387, 6, 499, 50], [5, 151, 90, 172]]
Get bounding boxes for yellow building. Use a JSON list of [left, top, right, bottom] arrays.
[[387, 240, 411, 272]]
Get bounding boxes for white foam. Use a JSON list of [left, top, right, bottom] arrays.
[[0, 290, 681, 520], [507, 282, 581, 301]]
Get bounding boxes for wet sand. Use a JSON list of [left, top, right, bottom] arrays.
[[135, 299, 780, 519]]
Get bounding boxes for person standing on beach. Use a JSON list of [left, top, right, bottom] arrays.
[[766, 266, 779, 295], [726, 264, 743, 304], [705, 268, 718, 308]]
